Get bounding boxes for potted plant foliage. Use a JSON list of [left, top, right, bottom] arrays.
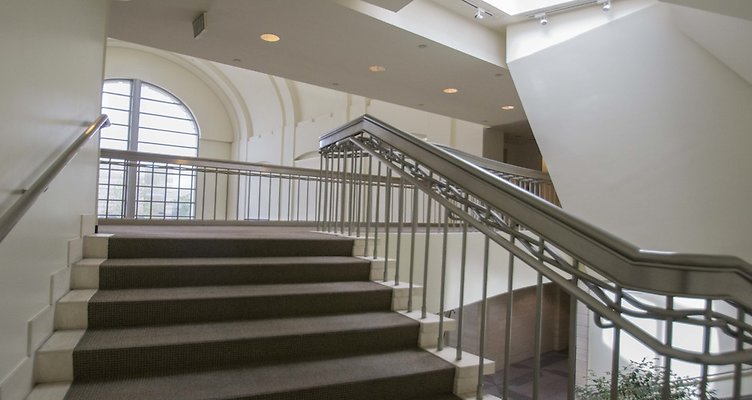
[[576, 359, 718, 399]]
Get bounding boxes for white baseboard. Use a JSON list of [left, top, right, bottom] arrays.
[[26, 307, 55, 358], [0, 357, 34, 400], [0, 214, 91, 400]]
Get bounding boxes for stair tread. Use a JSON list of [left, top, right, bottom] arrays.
[[90, 281, 389, 303], [100, 256, 368, 267], [77, 311, 415, 350], [65, 349, 455, 400]]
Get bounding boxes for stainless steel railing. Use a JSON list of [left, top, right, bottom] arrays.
[[99, 147, 551, 226], [319, 115, 752, 399], [98, 149, 324, 223], [0, 114, 110, 243], [435, 144, 560, 206]]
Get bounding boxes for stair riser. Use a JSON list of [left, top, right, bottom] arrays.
[[245, 370, 457, 400], [64, 368, 457, 400], [99, 263, 371, 289], [73, 325, 419, 380], [88, 291, 393, 328], [107, 238, 355, 258]]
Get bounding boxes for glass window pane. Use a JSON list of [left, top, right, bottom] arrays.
[[141, 84, 177, 103], [138, 143, 197, 157], [102, 93, 131, 111], [138, 128, 198, 148], [139, 114, 196, 134], [100, 138, 128, 150], [100, 124, 128, 141], [105, 108, 131, 126], [140, 99, 191, 120], [103, 80, 132, 96]]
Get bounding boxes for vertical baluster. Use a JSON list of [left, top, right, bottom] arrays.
[[476, 235, 491, 400], [567, 262, 580, 400], [333, 150, 341, 232], [321, 158, 327, 229], [383, 168, 392, 282], [610, 287, 622, 400], [356, 149, 364, 237], [700, 300, 712, 400], [364, 155, 373, 256], [245, 172, 251, 221], [734, 309, 744, 399], [408, 183, 419, 313], [437, 207, 449, 350], [256, 173, 262, 220], [340, 148, 348, 234], [662, 296, 674, 399], [267, 172, 273, 221], [213, 171, 219, 220], [395, 175, 404, 286], [296, 176, 301, 222], [456, 193, 469, 361], [533, 239, 545, 400], [348, 150, 355, 236], [317, 155, 323, 230], [234, 172, 240, 220], [502, 222, 517, 399], [373, 162, 382, 259], [328, 152, 335, 231], [421, 173, 433, 319], [288, 174, 293, 221], [277, 174, 283, 221], [200, 167, 206, 220]]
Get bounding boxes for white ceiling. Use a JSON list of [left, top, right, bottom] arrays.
[[107, 0, 529, 127]]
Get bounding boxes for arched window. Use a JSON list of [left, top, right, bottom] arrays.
[[98, 79, 199, 219]]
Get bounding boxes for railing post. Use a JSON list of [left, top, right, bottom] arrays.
[[476, 235, 491, 400], [421, 172, 433, 319], [373, 161, 382, 259], [437, 207, 449, 350]]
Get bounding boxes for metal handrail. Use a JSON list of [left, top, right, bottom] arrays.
[[0, 114, 110, 244], [100, 149, 325, 178], [434, 143, 551, 182], [320, 115, 752, 308]]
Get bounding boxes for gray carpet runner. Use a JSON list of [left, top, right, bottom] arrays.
[[65, 231, 461, 400]]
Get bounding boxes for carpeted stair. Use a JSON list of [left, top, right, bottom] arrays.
[[59, 232, 462, 400]]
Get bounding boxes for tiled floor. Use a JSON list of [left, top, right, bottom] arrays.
[[483, 351, 569, 400]]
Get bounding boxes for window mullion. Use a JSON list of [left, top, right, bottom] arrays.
[[124, 79, 141, 219]]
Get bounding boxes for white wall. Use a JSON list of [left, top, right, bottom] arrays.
[[0, 1, 108, 399], [507, 0, 752, 263], [507, 0, 752, 390]]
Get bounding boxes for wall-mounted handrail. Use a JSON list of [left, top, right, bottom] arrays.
[[320, 115, 752, 307], [0, 114, 110, 244]]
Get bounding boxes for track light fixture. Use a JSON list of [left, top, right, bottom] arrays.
[[597, 0, 612, 11], [475, 8, 485, 19], [535, 12, 548, 25]]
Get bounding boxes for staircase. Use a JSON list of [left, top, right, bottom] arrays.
[[30, 227, 489, 400]]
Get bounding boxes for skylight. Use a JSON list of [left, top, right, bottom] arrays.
[[481, 0, 581, 15]]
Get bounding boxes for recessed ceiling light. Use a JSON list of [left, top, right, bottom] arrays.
[[332, 82, 339, 86], [368, 65, 386, 72], [232, 58, 241, 63], [260, 33, 280, 42], [418, 44, 428, 49], [495, 73, 503, 77], [501, 105, 515, 110], [442, 88, 458, 94]]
